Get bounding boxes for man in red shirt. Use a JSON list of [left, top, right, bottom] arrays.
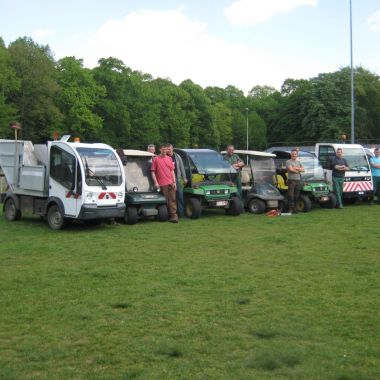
[[151, 143, 178, 223]]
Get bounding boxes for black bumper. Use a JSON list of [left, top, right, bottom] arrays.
[[78, 203, 126, 220]]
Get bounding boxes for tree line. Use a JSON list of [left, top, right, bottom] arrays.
[[1, 37, 380, 150]]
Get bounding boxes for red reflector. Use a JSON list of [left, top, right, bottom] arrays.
[[98, 192, 116, 199]]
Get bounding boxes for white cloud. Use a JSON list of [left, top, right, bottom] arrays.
[[367, 10, 380, 32], [224, 0, 318, 25], [32, 28, 55, 40], [70, 8, 327, 93]]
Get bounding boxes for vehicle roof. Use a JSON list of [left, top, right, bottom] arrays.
[[175, 148, 219, 154], [271, 150, 316, 159], [120, 149, 154, 157], [315, 143, 365, 149], [221, 149, 276, 158]]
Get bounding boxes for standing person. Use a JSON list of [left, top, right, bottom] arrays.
[[370, 148, 380, 204], [286, 149, 305, 214], [151, 143, 178, 223], [223, 145, 244, 199], [147, 144, 156, 154], [167, 144, 188, 217], [330, 148, 349, 209]]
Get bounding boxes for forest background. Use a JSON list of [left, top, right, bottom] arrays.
[[1, 37, 380, 150]]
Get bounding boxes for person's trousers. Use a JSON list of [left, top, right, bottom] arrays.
[[175, 177, 185, 217], [333, 176, 344, 207], [287, 179, 301, 211], [373, 176, 380, 204], [161, 184, 178, 218]]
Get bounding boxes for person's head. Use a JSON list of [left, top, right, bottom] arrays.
[[226, 145, 234, 155], [290, 149, 298, 160], [147, 144, 156, 154], [166, 143, 173, 156], [374, 148, 380, 156], [336, 148, 343, 157], [159, 143, 168, 156]]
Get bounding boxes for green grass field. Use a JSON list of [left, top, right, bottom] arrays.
[[1, 204, 379, 380]]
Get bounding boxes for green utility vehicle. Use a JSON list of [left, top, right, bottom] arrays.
[[118, 149, 168, 224], [223, 150, 284, 214], [174, 149, 242, 219], [272, 150, 337, 212]]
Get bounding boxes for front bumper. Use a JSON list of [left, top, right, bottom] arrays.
[[78, 203, 126, 220]]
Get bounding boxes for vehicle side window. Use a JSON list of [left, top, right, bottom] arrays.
[[50, 146, 76, 189], [318, 146, 335, 169]]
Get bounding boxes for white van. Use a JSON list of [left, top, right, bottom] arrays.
[[315, 143, 373, 201]]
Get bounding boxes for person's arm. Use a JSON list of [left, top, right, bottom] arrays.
[[171, 169, 176, 189], [233, 155, 244, 170], [370, 158, 380, 169], [151, 159, 159, 188], [151, 170, 159, 188], [335, 159, 349, 171]]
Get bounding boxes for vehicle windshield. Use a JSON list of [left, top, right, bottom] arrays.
[[250, 157, 276, 185], [124, 156, 154, 192], [189, 151, 236, 174], [76, 147, 122, 188], [298, 156, 325, 181], [342, 148, 369, 171]]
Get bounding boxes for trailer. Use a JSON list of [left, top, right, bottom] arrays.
[[315, 143, 373, 202], [0, 135, 125, 229]]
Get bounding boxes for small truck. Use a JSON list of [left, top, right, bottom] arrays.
[[174, 148, 242, 219], [117, 149, 168, 224], [0, 135, 125, 229]]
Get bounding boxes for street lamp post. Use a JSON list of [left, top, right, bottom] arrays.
[[350, 0, 355, 143], [245, 107, 249, 165]]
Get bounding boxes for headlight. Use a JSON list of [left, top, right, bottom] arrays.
[[206, 190, 211, 195], [118, 192, 124, 200], [224, 189, 229, 194]]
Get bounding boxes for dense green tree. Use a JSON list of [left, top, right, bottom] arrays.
[[180, 80, 217, 148], [92, 57, 132, 147], [354, 67, 380, 142], [7, 37, 62, 142], [150, 78, 191, 147], [0, 38, 20, 137], [57, 57, 106, 141]]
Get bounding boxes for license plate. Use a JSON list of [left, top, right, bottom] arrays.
[[320, 196, 329, 202], [216, 200, 228, 207]]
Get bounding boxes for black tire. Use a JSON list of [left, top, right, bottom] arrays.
[[226, 197, 242, 216], [156, 204, 168, 221], [125, 206, 138, 225], [247, 198, 266, 214], [47, 205, 66, 230], [323, 192, 337, 209], [296, 194, 312, 212], [185, 197, 202, 219], [4, 198, 21, 221]]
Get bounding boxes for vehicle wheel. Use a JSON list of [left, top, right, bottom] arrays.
[[324, 192, 337, 209], [125, 206, 138, 225], [156, 204, 168, 221], [247, 198, 266, 214], [296, 194, 312, 212], [226, 197, 242, 216], [47, 205, 66, 230], [4, 198, 21, 221], [185, 197, 202, 219]]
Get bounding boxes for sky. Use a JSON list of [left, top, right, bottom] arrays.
[[1, 0, 379, 94]]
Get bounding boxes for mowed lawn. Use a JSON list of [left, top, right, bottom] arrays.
[[0, 203, 379, 380]]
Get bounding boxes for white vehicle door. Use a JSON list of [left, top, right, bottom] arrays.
[[49, 145, 78, 216]]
